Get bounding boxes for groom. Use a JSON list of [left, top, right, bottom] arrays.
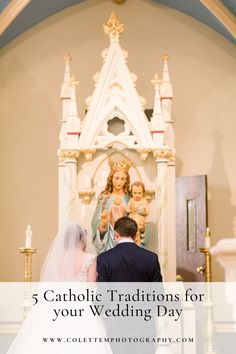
[[97, 216, 162, 282], [97, 217, 162, 354]]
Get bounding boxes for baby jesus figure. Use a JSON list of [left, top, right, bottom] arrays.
[[126, 181, 149, 245]]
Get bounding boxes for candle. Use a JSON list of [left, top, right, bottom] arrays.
[[205, 227, 211, 248], [25, 225, 32, 248]]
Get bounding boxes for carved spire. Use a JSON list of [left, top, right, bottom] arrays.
[[60, 54, 73, 148], [69, 75, 79, 115], [64, 53, 72, 63], [160, 54, 173, 98], [78, 12, 154, 151], [160, 55, 174, 148], [151, 74, 165, 147], [60, 54, 72, 99], [162, 55, 170, 83], [66, 75, 81, 139], [151, 74, 162, 114], [103, 12, 124, 40]]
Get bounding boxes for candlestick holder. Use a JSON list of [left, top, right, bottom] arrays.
[[198, 248, 218, 354], [19, 247, 37, 282], [199, 247, 212, 282], [19, 247, 37, 318]]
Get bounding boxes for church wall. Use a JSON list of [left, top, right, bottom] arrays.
[[0, 0, 235, 281]]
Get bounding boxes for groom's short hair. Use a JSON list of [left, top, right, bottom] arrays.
[[114, 217, 137, 239]]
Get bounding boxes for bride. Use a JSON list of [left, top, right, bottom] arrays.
[[40, 222, 97, 282], [7, 222, 112, 354]]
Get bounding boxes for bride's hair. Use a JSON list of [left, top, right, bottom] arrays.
[[63, 223, 88, 250], [40, 222, 89, 281]]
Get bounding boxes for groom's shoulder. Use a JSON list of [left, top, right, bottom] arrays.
[[97, 247, 116, 260], [97, 244, 159, 261], [139, 246, 158, 258], [136, 246, 160, 263]]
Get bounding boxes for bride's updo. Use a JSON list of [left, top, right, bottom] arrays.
[[63, 223, 88, 250]]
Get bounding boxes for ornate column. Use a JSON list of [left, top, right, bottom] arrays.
[[58, 152, 66, 228], [58, 150, 79, 226], [154, 148, 176, 281]]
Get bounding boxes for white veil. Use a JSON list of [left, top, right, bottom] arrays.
[[6, 223, 113, 354], [40, 222, 88, 281]]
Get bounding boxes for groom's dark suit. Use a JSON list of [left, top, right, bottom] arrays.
[[97, 241, 162, 282], [97, 242, 162, 354]]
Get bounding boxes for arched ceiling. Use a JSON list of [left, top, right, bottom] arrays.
[[0, 0, 235, 49]]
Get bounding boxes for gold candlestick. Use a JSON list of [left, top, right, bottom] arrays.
[[197, 227, 212, 282], [19, 247, 37, 318], [199, 248, 212, 282], [19, 247, 37, 282], [198, 229, 217, 354]]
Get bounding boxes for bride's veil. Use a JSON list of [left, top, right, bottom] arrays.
[[40, 222, 88, 281]]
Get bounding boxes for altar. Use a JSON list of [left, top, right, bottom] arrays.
[[57, 13, 176, 281]]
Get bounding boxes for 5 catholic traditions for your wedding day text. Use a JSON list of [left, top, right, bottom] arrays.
[[31, 286, 205, 322]]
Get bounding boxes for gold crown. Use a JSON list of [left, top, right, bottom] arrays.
[[108, 158, 132, 173]]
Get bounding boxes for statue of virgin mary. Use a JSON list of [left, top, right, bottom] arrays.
[[92, 159, 132, 253]]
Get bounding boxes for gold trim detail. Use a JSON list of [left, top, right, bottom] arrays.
[[103, 12, 124, 37], [113, 0, 126, 3], [162, 54, 169, 61], [199, 248, 212, 282], [64, 53, 72, 63], [81, 149, 96, 161], [58, 153, 65, 164], [153, 149, 175, 162], [109, 158, 132, 173], [136, 148, 152, 161], [91, 151, 142, 189], [79, 191, 95, 204], [19, 247, 37, 282], [109, 82, 123, 91], [58, 150, 80, 162]]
